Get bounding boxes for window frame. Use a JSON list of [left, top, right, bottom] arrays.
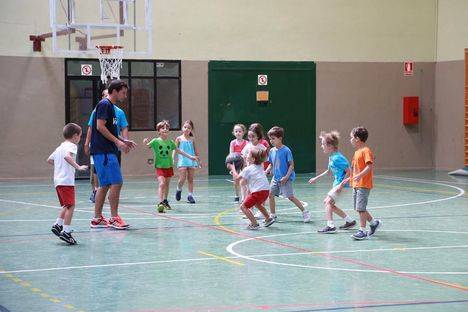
[[65, 59, 182, 131]]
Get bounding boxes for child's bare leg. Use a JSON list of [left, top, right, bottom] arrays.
[[157, 176, 166, 202], [59, 206, 66, 220], [255, 203, 270, 219], [94, 186, 109, 218], [288, 196, 304, 212], [187, 168, 194, 194], [359, 211, 367, 228], [164, 177, 171, 200], [365, 211, 373, 222], [177, 168, 187, 190], [241, 205, 258, 226], [269, 194, 276, 215], [108, 183, 122, 217], [234, 180, 240, 197], [93, 173, 99, 191], [63, 205, 75, 225]]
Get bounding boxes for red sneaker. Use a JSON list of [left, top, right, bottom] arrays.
[[90, 216, 109, 228], [109, 215, 129, 230]]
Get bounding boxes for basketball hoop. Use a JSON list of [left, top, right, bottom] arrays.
[[96, 45, 123, 84]]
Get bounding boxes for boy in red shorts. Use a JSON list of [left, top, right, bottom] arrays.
[[229, 146, 275, 230], [47, 123, 88, 245], [144, 120, 199, 212]]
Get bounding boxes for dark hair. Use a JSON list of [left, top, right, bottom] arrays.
[[319, 130, 340, 148], [351, 126, 369, 142], [267, 126, 284, 139], [63, 123, 82, 139], [156, 120, 170, 131], [183, 120, 194, 137], [249, 146, 267, 165], [108, 80, 128, 94], [101, 89, 108, 98], [248, 123, 264, 140]]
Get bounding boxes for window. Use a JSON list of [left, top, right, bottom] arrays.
[[65, 59, 181, 131]]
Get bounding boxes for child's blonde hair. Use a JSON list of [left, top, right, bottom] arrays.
[[156, 120, 170, 131], [249, 146, 267, 165], [233, 123, 246, 135], [319, 130, 340, 149]]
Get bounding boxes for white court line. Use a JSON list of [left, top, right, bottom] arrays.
[[1, 237, 467, 275], [226, 230, 468, 275]]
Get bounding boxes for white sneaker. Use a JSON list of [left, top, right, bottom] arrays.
[[254, 210, 263, 219], [271, 213, 277, 220], [302, 210, 311, 223]]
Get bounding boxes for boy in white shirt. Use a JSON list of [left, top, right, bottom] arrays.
[[229, 146, 275, 230], [47, 123, 88, 244]]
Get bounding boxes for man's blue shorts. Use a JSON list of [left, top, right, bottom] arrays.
[[93, 153, 123, 186]]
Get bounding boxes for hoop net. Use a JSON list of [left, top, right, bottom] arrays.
[[96, 45, 123, 84]]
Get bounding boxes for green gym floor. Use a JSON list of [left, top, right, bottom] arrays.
[[0, 170, 467, 312]]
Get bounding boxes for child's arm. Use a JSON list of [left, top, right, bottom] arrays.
[[173, 137, 180, 165], [47, 158, 54, 165], [308, 169, 329, 184], [227, 163, 241, 181], [192, 139, 202, 167], [142, 138, 155, 149], [84, 126, 92, 156], [229, 140, 234, 154], [175, 147, 199, 162], [337, 167, 351, 189], [64, 152, 88, 171], [280, 160, 295, 184], [353, 163, 373, 182], [265, 163, 272, 175]]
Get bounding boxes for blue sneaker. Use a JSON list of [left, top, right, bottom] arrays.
[[369, 219, 382, 236], [187, 195, 195, 204], [175, 190, 182, 201], [352, 230, 368, 240], [89, 190, 96, 203]]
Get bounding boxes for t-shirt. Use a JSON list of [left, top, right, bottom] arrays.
[[230, 139, 247, 153], [148, 138, 177, 169], [328, 151, 350, 188], [239, 164, 270, 193], [351, 146, 374, 189], [48, 141, 78, 187], [88, 104, 128, 136], [90, 98, 118, 155], [241, 142, 267, 159], [268, 145, 295, 182]]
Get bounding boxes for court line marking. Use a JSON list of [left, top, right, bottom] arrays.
[[226, 230, 468, 275], [198, 251, 244, 266], [2, 240, 467, 275]]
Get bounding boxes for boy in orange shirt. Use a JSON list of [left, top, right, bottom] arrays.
[[345, 126, 381, 240]]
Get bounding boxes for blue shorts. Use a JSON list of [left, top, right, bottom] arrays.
[[93, 153, 123, 186]]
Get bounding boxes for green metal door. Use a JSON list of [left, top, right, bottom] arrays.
[[209, 61, 316, 175]]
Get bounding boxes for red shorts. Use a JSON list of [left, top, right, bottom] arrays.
[[243, 190, 269, 209], [156, 168, 174, 178], [55, 186, 75, 208]]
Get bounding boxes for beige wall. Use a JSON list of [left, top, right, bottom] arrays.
[[437, 0, 468, 61], [316, 62, 435, 171], [1, 0, 437, 62]]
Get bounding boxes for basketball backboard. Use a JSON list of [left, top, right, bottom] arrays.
[[49, 0, 152, 57]]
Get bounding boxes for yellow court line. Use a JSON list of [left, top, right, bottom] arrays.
[[198, 251, 244, 266], [213, 208, 239, 234]]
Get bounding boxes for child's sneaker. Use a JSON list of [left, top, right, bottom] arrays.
[[59, 231, 77, 245], [51, 224, 63, 237], [368, 219, 382, 236], [163, 199, 172, 210], [175, 190, 182, 201], [318, 226, 337, 234], [89, 190, 96, 203], [247, 223, 260, 230], [352, 230, 368, 240], [271, 213, 277, 220], [302, 210, 311, 223], [90, 216, 109, 228], [108, 215, 129, 230], [264, 217, 275, 227], [339, 220, 356, 230], [187, 195, 196, 204], [157, 202, 166, 213], [234, 196, 240, 202]]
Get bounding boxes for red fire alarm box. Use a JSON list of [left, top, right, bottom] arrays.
[[403, 96, 419, 125]]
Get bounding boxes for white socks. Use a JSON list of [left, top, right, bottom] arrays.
[[327, 221, 335, 227], [344, 216, 353, 222], [55, 218, 64, 226], [63, 225, 72, 233]]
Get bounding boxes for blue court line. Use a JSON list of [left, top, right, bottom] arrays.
[[290, 299, 468, 311]]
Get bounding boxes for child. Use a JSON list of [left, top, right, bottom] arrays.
[[266, 126, 311, 223], [48, 123, 88, 245], [346, 126, 381, 240], [229, 124, 247, 202], [143, 120, 199, 212], [175, 120, 201, 204], [229, 146, 275, 230], [308, 131, 356, 233]]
